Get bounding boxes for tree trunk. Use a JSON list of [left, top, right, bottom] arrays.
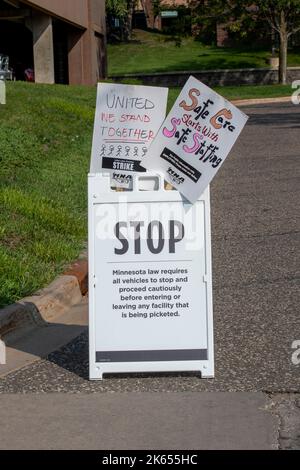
[[123, 0, 135, 41], [279, 10, 288, 85]]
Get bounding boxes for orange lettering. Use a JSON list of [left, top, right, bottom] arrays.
[[179, 88, 200, 111], [210, 109, 232, 129]]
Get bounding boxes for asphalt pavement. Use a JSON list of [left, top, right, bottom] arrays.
[[0, 101, 299, 449]]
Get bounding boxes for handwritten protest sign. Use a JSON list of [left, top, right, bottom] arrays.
[[142, 76, 248, 203], [90, 82, 168, 187]]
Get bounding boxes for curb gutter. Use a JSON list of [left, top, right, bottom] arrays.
[[0, 259, 88, 343], [232, 96, 291, 106]]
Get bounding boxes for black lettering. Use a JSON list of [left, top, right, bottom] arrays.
[[147, 221, 164, 254], [114, 222, 128, 255], [130, 221, 144, 254], [169, 220, 185, 253]]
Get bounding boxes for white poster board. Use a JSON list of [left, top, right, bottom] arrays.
[[142, 76, 248, 203], [90, 83, 168, 187], [88, 173, 214, 379]]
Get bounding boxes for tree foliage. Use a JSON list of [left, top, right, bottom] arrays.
[[247, 1, 300, 37], [106, 0, 137, 41], [106, 0, 129, 18], [189, 0, 300, 83], [189, 0, 230, 42], [234, 1, 300, 83]]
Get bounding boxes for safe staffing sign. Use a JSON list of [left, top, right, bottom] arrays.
[[142, 76, 248, 203], [90, 82, 168, 187]]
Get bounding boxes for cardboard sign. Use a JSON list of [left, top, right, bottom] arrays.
[[88, 173, 214, 379], [142, 76, 248, 203], [90, 82, 168, 187]]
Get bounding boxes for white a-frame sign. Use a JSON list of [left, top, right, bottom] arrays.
[[88, 173, 214, 379]]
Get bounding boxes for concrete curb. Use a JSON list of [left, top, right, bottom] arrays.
[[64, 259, 88, 296], [231, 96, 291, 106], [0, 258, 88, 342]]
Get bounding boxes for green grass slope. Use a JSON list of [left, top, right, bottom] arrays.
[[108, 29, 300, 76], [0, 82, 96, 308]]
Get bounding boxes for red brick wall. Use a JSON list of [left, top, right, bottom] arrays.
[[216, 23, 229, 47]]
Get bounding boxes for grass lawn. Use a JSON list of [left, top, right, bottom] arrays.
[[168, 84, 292, 111], [0, 80, 293, 308], [0, 81, 96, 308], [108, 29, 300, 76]]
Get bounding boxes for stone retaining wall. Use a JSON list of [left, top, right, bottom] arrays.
[[110, 67, 300, 88]]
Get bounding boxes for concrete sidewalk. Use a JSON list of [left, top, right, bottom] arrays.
[[0, 298, 88, 378], [0, 392, 278, 450]]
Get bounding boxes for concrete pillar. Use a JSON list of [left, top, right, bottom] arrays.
[[68, 0, 107, 86], [32, 13, 55, 84], [68, 29, 94, 86], [68, 28, 106, 86], [68, 30, 84, 86]]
